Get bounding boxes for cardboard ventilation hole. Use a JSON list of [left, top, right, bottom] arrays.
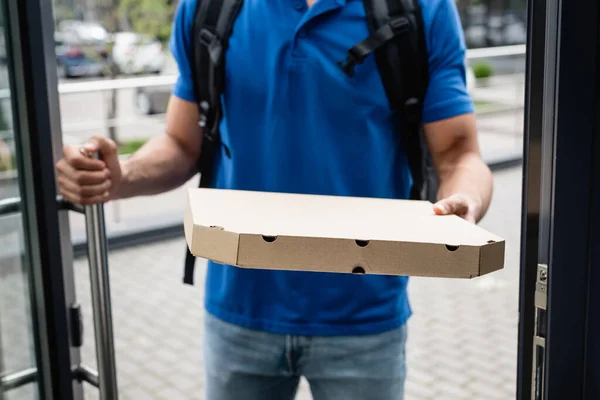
[[184, 188, 505, 278]]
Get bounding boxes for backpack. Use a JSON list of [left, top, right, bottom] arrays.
[[182, 0, 435, 285]]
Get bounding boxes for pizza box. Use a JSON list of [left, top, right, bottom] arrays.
[[184, 188, 505, 278]]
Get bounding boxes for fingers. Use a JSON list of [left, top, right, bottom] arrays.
[[59, 186, 109, 205], [57, 173, 111, 197], [433, 194, 470, 217], [56, 159, 110, 185], [56, 165, 111, 205]]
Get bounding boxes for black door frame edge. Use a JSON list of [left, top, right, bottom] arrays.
[[544, 0, 599, 394], [518, 0, 600, 395], [584, 63, 600, 396], [516, 0, 546, 393], [517, 0, 600, 396], [584, 12, 600, 392]]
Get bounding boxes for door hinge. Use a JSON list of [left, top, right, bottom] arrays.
[[532, 263, 548, 400]]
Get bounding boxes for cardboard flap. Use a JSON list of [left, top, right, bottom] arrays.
[[184, 188, 505, 278]]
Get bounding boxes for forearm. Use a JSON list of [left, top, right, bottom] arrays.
[[115, 134, 198, 199], [436, 151, 493, 222]]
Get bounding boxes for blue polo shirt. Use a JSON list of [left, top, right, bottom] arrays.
[[170, 0, 473, 335]]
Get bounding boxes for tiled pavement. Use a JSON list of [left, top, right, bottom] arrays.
[[1, 166, 522, 399], [0, 252, 38, 400]]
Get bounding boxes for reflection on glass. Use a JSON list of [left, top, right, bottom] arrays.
[[0, 4, 39, 400], [51, 1, 198, 244]]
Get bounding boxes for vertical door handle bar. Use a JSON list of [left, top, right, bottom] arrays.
[[84, 151, 119, 400]]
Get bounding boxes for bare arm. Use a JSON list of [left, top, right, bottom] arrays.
[[424, 113, 493, 223], [56, 96, 203, 205], [115, 96, 203, 199]]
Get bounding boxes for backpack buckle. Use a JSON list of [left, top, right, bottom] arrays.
[[338, 17, 411, 77], [199, 28, 223, 64], [199, 29, 216, 46], [389, 16, 410, 34], [338, 48, 365, 77]]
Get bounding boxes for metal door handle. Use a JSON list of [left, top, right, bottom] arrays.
[[84, 151, 119, 400]]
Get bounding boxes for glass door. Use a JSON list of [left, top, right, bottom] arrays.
[[0, 0, 43, 397], [1, 0, 121, 398], [0, 0, 84, 398], [0, 60, 39, 399]]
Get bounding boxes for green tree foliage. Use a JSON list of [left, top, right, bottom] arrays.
[[118, 0, 176, 43], [53, 5, 76, 24]]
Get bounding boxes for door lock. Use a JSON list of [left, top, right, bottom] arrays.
[[532, 264, 548, 400]]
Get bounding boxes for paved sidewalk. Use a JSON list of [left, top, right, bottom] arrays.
[[68, 166, 522, 400]]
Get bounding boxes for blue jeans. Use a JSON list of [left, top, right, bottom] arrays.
[[203, 312, 407, 399]]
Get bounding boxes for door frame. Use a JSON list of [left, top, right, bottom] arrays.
[[517, 0, 600, 396], [1, 0, 82, 398]]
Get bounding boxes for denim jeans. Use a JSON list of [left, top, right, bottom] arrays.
[[203, 312, 407, 400]]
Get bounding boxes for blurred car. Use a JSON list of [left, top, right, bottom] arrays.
[[55, 33, 105, 79], [463, 8, 527, 48], [112, 32, 165, 75], [134, 85, 171, 115], [58, 20, 109, 43], [55, 21, 110, 79]]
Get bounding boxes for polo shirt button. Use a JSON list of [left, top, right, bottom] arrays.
[[294, 1, 305, 10]]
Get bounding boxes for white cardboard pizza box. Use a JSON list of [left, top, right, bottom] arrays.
[[184, 188, 505, 278]]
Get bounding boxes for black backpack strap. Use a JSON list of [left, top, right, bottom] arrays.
[[183, 0, 244, 285], [340, 0, 435, 201], [399, 0, 436, 202]]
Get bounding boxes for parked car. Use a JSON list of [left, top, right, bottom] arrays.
[[134, 85, 171, 115], [58, 20, 109, 43], [112, 32, 165, 75], [55, 21, 110, 79], [55, 32, 105, 79], [463, 8, 527, 48]]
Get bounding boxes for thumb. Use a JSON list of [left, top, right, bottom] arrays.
[[87, 136, 120, 174], [88, 136, 118, 159], [433, 194, 469, 216], [433, 201, 449, 215]]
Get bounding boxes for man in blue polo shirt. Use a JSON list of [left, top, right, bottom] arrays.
[[56, 0, 493, 397]]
